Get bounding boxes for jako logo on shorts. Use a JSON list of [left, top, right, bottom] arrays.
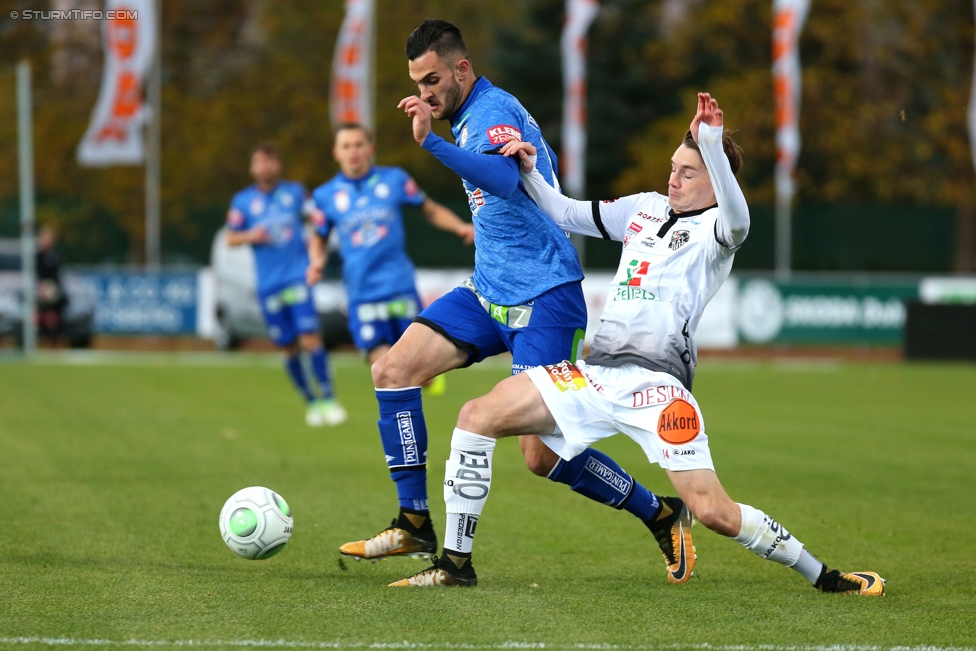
[[396, 411, 419, 465]]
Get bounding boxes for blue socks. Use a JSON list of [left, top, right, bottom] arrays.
[[308, 347, 334, 399], [285, 354, 314, 403], [548, 448, 661, 522], [376, 387, 429, 512], [285, 350, 335, 403]]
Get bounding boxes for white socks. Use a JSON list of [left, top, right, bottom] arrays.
[[443, 428, 496, 554], [734, 503, 823, 583]]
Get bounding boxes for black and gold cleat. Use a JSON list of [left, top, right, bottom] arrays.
[[646, 496, 695, 584], [340, 509, 437, 561], [816, 567, 885, 596], [389, 551, 478, 587]]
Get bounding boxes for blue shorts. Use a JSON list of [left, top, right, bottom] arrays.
[[415, 279, 587, 374], [348, 291, 422, 353], [259, 283, 319, 347]]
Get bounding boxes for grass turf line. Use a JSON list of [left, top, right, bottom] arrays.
[[0, 358, 974, 645]]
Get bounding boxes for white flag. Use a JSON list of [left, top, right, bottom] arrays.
[[561, 0, 599, 198], [969, 0, 976, 175], [772, 0, 810, 207], [77, 0, 156, 167], [330, 0, 375, 131]]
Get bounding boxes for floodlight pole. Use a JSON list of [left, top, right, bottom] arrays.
[[144, 0, 162, 270], [17, 60, 37, 355]]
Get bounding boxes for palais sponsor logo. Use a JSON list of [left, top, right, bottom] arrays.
[[669, 229, 690, 251], [486, 125, 522, 145], [396, 411, 419, 465], [584, 456, 632, 495], [623, 222, 643, 246], [467, 187, 486, 215], [638, 210, 665, 223], [656, 398, 701, 445], [544, 361, 587, 392], [350, 222, 388, 248]]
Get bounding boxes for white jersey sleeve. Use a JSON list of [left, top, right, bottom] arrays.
[[520, 159, 649, 242], [698, 123, 749, 249]]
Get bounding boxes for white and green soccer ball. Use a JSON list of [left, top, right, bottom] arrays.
[[219, 486, 293, 560]]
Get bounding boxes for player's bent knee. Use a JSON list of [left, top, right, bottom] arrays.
[[456, 397, 496, 436], [370, 354, 409, 388], [690, 500, 738, 537]]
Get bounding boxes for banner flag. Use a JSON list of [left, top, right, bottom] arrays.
[[969, 0, 976, 175], [561, 0, 599, 198], [77, 0, 156, 166], [772, 0, 810, 207], [330, 0, 375, 131]]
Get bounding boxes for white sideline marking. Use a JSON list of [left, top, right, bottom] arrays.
[[0, 640, 972, 651]]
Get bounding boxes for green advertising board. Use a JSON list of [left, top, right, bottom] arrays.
[[737, 275, 919, 345]]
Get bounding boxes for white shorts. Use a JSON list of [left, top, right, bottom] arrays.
[[526, 360, 715, 472]]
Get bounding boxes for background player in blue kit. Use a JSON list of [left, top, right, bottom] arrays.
[[306, 122, 473, 374], [226, 143, 348, 428], [341, 21, 684, 578]]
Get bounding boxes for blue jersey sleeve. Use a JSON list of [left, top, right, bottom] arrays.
[[422, 134, 521, 199], [311, 186, 332, 237], [395, 168, 427, 208]]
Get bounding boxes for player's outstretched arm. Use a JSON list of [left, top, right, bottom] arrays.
[[421, 198, 475, 245], [226, 225, 269, 247], [499, 140, 607, 239], [306, 232, 328, 286], [397, 95, 521, 199], [693, 93, 749, 249]]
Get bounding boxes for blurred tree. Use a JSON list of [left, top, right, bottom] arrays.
[[612, 0, 975, 270], [0, 0, 972, 270]]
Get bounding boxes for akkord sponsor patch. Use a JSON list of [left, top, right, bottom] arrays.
[[657, 398, 700, 445]]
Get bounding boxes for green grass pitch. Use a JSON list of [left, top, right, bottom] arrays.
[[0, 353, 974, 649]]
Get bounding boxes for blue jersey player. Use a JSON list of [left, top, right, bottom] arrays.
[[306, 123, 473, 370], [340, 21, 673, 575], [226, 143, 348, 427]]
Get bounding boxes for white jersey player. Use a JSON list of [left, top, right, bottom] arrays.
[[391, 93, 885, 595]]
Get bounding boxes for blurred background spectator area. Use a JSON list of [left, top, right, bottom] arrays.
[[0, 0, 973, 272]]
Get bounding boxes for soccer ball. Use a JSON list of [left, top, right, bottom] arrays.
[[218, 486, 293, 560]]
